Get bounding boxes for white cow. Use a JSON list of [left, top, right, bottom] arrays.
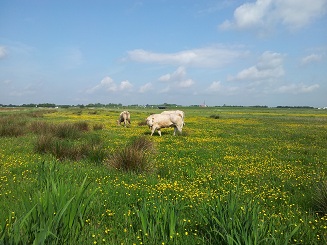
[[146, 113, 183, 136], [117, 111, 131, 126], [160, 110, 185, 125]]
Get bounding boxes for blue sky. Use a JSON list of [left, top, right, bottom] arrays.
[[1, 0, 326, 107]]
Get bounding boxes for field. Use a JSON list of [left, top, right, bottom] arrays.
[[0, 107, 327, 244]]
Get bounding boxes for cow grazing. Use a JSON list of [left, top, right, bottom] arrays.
[[146, 113, 183, 136], [117, 111, 131, 126], [160, 110, 185, 125]]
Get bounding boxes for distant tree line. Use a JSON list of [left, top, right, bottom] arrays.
[[0, 102, 183, 109], [0, 103, 124, 108], [276, 106, 314, 109]]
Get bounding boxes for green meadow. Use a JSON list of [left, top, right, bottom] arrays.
[[0, 107, 326, 244]]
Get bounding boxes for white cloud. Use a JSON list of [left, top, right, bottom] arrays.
[[220, 0, 327, 31], [275, 83, 320, 94], [139, 82, 153, 93], [300, 54, 323, 65], [158, 74, 171, 82], [229, 51, 284, 82], [158, 67, 195, 92], [178, 79, 194, 88], [159, 67, 186, 82], [119, 80, 133, 91], [0, 46, 7, 59], [206, 81, 240, 95], [127, 45, 248, 68], [208, 81, 223, 91], [276, 0, 327, 29], [87, 76, 133, 94], [222, 0, 273, 30]]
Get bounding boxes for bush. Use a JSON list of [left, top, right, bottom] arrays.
[[106, 136, 156, 173]]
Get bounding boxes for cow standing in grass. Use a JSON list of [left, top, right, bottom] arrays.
[[146, 113, 183, 136], [160, 110, 185, 125], [117, 111, 131, 127]]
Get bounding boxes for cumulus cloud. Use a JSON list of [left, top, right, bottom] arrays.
[[139, 82, 153, 93], [87, 76, 133, 94], [220, 0, 272, 30], [220, 0, 327, 31], [208, 81, 223, 91], [159, 67, 186, 82], [158, 67, 195, 92], [119, 80, 133, 90], [0, 46, 8, 59], [228, 51, 285, 83], [275, 83, 320, 94], [300, 54, 323, 65], [206, 81, 240, 95], [127, 45, 248, 68]]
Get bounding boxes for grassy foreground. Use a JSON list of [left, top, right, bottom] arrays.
[[0, 107, 327, 244]]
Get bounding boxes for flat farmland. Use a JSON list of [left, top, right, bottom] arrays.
[[0, 107, 326, 244]]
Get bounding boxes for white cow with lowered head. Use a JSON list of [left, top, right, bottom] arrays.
[[117, 111, 131, 126], [146, 113, 183, 136]]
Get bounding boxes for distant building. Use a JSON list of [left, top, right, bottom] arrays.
[[200, 101, 207, 107]]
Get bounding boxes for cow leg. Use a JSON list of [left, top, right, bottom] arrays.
[[151, 127, 155, 136], [158, 130, 162, 136]]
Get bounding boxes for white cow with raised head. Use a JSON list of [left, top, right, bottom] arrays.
[[146, 113, 183, 136], [160, 110, 185, 125], [117, 111, 131, 126]]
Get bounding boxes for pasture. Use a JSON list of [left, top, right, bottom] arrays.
[[0, 106, 327, 244]]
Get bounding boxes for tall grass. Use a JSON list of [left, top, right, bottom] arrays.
[[313, 180, 327, 215], [133, 200, 185, 244], [1, 161, 96, 244], [0, 115, 27, 137], [33, 121, 106, 162], [106, 136, 156, 173], [199, 190, 300, 245]]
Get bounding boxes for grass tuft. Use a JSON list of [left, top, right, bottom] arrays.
[[33, 121, 106, 162], [0, 115, 27, 137], [312, 180, 327, 215], [93, 123, 104, 131], [209, 114, 220, 119], [106, 136, 156, 173]]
